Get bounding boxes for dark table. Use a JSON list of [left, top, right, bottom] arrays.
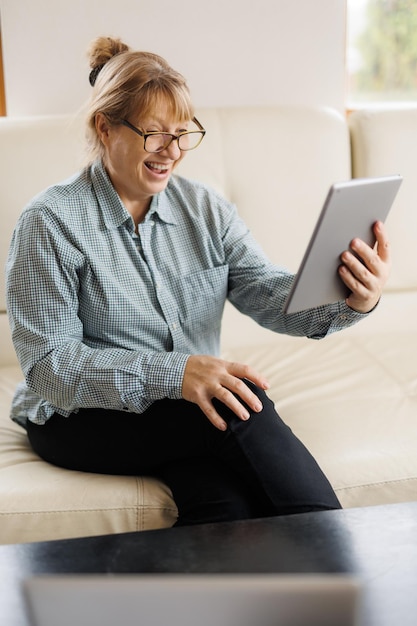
[[1, 501, 417, 626]]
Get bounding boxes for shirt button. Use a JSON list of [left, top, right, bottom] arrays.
[[172, 323, 177, 330]]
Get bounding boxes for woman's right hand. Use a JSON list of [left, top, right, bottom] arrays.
[[181, 354, 270, 430]]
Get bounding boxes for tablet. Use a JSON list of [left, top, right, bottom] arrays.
[[283, 174, 403, 314]]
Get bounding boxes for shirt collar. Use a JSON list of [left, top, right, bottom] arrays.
[[149, 186, 178, 225], [91, 160, 178, 230]]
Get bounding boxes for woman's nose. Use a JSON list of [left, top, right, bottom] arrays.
[[163, 138, 182, 159]]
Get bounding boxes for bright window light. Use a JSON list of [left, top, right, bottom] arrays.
[[347, 0, 417, 106]]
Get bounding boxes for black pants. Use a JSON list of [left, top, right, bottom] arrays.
[[27, 380, 341, 526]]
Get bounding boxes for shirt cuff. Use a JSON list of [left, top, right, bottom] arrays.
[[331, 299, 374, 329]]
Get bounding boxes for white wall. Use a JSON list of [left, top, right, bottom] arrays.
[[0, 0, 347, 116]]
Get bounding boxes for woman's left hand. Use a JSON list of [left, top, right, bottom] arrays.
[[339, 220, 391, 314]]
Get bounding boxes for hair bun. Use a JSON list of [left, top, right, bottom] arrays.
[[88, 36, 130, 86]]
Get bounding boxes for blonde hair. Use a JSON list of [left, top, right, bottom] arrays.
[[85, 36, 195, 163]]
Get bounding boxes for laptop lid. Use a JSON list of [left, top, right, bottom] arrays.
[[283, 174, 403, 314], [24, 574, 360, 626]]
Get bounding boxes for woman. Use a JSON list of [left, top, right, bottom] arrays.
[[6, 36, 391, 525]]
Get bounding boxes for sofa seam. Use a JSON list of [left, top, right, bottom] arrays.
[[335, 476, 417, 492], [136, 476, 143, 531], [0, 506, 178, 517]]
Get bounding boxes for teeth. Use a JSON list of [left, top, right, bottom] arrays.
[[147, 162, 168, 171]]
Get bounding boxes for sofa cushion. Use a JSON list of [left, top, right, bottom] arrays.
[[2, 318, 416, 545], [0, 366, 177, 544], [223, 329, 417, 508]]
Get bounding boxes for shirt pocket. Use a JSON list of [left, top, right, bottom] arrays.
[[175, 265, 229, 337]]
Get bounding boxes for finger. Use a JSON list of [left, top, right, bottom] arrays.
[[192, 379, 253, 431], [194, 360, 269, 419], [340, 255, 383, 313], [226, 361, 270, 392], [339, 263, 373, 296], [226, 375, 264, 413], [182, 356, 269, 428], [201, 374, 263, 427], [218, 365, 269, 417], [343, 237, 386, 283], [199, 398, 229, 431], [340, 250, 373, 285], [373, 220, 391, 263]]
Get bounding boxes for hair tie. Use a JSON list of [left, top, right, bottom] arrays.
[[89, 64, 105, 87]]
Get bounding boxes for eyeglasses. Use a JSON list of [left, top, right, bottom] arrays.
[[121, 117, 206, 153]]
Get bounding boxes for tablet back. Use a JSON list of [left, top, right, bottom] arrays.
[[283, 175, 402, 313]]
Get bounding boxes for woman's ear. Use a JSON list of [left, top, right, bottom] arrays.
[[95, 113, 111, 144]]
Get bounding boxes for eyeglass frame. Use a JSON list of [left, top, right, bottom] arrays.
[[120, 117, 206, 153]]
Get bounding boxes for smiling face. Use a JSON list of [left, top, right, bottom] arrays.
[[96, 98, 189, 220]]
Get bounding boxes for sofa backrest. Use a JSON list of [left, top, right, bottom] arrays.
[[177, 106, 353, 348], [177, 106, 351, 273], [0, 106, 351, 361], [0, 115, 86, 366], [349, 107, 417, 292], [0, 115, 86, 308]]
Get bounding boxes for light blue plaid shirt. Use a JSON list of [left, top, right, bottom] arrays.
[[7, 160, 365, 426]]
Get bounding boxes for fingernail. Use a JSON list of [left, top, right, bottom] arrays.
[[255, 402, 262, 412]]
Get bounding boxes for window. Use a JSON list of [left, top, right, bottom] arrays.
[[347, 0, 417, 106]]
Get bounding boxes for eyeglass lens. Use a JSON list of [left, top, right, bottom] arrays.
[[145, 131, 204, 153]]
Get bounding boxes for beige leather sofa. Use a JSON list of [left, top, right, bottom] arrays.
[[1, 106, 416, 545]]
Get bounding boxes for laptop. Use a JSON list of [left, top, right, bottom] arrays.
[[24, 573, 360, 626], [283, 174, 403, 313]]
